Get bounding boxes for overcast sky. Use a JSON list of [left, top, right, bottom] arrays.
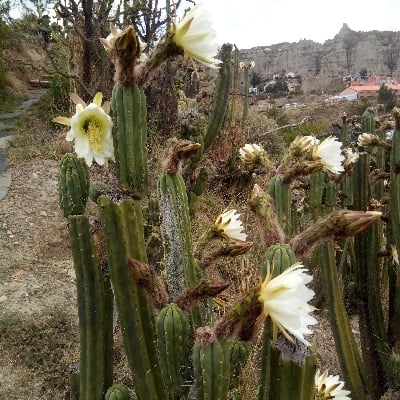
[[200, 0, 400, 49]]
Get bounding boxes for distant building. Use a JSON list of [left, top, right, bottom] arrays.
[[339, 84, 400, 100]]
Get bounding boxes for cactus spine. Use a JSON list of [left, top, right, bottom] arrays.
[[68, 215, 113, 400], [59, 152, 90, 217], [111, 84, 148, 196], [98, 196, 168, 400]]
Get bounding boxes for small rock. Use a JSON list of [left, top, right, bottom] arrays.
[[32, 173, 39, 179], [29, 223, 36, 228], [40, 211, 48, 217], [6, 230, 12, 235], [0, 295, 7, 302], [8, 234, 14, 239]]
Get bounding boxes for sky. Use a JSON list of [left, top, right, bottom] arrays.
[[200, 0, 400, 49]]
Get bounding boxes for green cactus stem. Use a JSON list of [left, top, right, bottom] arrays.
[[230, 45, 240, 128], [353, 153, 388, 397], [68, 215, 113, 400], [156, 303, 192, 399], [318, 240, 367, 400], [98, 196, 169, 400], [203, 43, 232, 152], [111, 84, 148, 196], [105, 383, 131, 400], [193, 327, 231, 400], [229, 339, 249, 390], [158, 171, 197, 295], [361, 107, 376, 135], [59, 152, 90, 217], [388, 107, 400, 346], [260, 338, 316, 400], [264, 243, 296, 276], [268, 174, 292, 238]]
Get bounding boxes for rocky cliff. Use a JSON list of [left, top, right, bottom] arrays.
[[240, 23, 400, 79]]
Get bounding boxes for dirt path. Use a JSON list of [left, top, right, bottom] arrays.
[[0, 93, 78, 399]]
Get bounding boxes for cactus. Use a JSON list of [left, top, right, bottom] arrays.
[[105, 384, 131, 400], [203, 43, 232, 151], [264, 243, 296, 276], [230, 45, 240, 128], [268, 174, 292, 237], [229, 340, 249, 389], [193, 330, 231, 400], [98, 196, 169, 400], [156, 303, 192, 399], [68, 215, 113, 400], [319, 240, 367, 400], [111, 84, 148, 196], [59, 152, 90, 217], [389, 108, 400, 346]]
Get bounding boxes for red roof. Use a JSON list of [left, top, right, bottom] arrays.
[[349, 85, 400, 91]]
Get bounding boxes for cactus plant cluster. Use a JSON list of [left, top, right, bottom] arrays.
[[53, 4, 400, 400]]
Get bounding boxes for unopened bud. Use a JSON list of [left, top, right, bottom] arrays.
[[220, 240, 254, 256], [176, 278, 229, 310], [338, 210, 382, 236], [162, 138, 201, 173]]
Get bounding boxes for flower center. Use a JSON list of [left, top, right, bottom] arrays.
[[83, 118, 105, 153]]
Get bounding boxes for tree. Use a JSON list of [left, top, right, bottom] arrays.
[[250, 70, 261, 88], [378, 83, 397, 111], [52, 0, 189, 100]]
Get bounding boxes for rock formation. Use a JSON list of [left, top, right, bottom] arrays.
[[240, 23, 400, 79]]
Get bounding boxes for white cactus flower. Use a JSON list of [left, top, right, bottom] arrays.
[[53, 92, 114, 167], [343, 148, 359, 169], [100, 25, 121, 51], [258, 263, 317, 346], [291, 135, 320, 155], [214, 209, 247, 242], [172, 3, 221, 68], [250, 60, 255, 68], [314, 369, 351, 400], [357, 132, 375, 147], [239, 143, 265, 164], [313, 136, 345, 174]]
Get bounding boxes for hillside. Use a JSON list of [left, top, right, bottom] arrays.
[[240, 23, 400, 84]]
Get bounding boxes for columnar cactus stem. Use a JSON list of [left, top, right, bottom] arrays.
[[159, 172, 198, 298], [98, 196, 169, 400], [111, 84, 148, 196], [389, 107, 400, 346], [68, 215, 113, 400], [319, 240, 367, 400], [193, 328, 231, 400], [59, 153, 90, 217], [230, 45, 240, 128], [156, 303, 192, 399], [203, 43, 232, 151], [353, 153, 388, 397], [268, 174, 292, 237]]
